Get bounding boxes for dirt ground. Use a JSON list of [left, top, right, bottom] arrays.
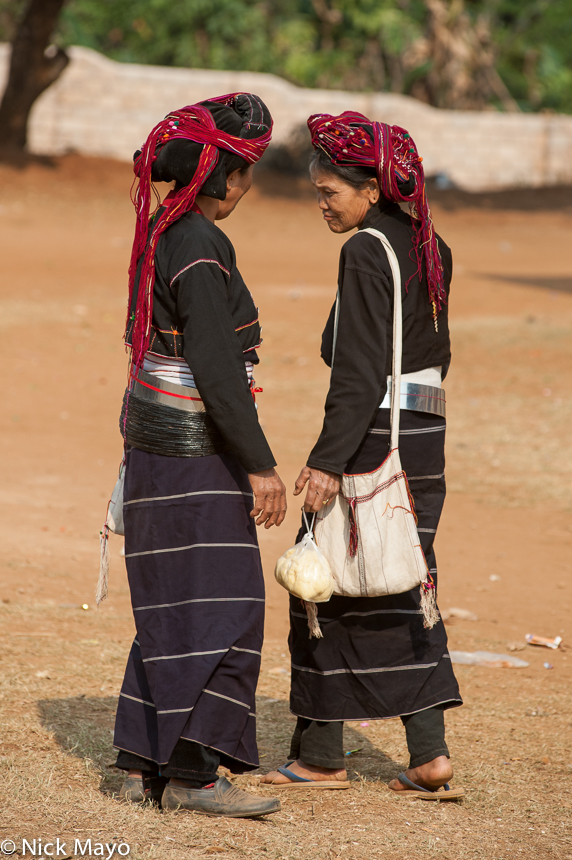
[[1, 156, 572, 859]]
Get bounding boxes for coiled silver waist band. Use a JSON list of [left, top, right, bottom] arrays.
[[121, 371, 227, 457], [380, 382, 446, 418]]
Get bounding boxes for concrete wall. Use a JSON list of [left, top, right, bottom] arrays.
[[1, 44, 571, 191]]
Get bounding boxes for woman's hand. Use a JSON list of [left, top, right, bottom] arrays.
[[248, 469, 287, 528], [294, 467, 341, 513]]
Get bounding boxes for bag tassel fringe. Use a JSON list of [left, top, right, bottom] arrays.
[[96, 523, 110, 606], [304, 601, 323, 639], [347, 498, 358, 558], [420, 574, 439, 629]]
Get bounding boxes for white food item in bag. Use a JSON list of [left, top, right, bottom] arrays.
[[274, 534, 334, 603]]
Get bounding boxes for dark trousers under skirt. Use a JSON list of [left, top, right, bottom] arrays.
[[289, 410, 462, 729], [113, 447, 265, 781], [289, 707, 449, 771], [116, 738, 220, 787]]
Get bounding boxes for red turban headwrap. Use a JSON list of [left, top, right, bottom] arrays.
[[127, 93, 273, 374], [308, 111, 446, 328]]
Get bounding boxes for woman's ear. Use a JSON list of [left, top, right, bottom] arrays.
[[225, 165, 254, 200], [366, 179, 380, 205], [226, 167, 242, 192]]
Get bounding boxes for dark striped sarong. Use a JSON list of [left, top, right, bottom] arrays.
[[113, 447, 264, 771], [289, 409, 462, 722]]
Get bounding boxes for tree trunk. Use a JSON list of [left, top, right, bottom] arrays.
[[422, 0, 520, 111], [310, 0, 342, 54], [0, 0, 69, 158]]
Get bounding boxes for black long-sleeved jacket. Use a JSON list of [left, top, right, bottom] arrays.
[[126, 209, 276, 473], [306, 203, 452, 475]]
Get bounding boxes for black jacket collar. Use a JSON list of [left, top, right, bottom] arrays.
[[360, 202, 402, 231]]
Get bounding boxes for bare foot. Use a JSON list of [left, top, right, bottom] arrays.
[[261, 759, 347, 785], [388, 756, 453, 793]]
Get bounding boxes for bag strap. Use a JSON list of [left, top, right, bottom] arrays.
[[331, 290, 341, 367], [302, 510, 316, 536], [331, 227, 403, 450]]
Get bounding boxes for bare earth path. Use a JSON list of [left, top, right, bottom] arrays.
[[1, 157, 572, 859]]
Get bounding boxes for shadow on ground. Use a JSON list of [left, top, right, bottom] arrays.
[[426, 182, 572, 212], [256, 165, 572, 213], [485, 273, 572, 294], [37, 695, 403, 794], [37, 696, 121, 795]]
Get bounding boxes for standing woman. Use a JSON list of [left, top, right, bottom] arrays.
[[112, 95, 285, 818], [263, 112, 463, 798]]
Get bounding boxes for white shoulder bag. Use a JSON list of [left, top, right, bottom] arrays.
[[313, 228, 438, 628]]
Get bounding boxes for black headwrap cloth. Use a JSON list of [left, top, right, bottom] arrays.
[[134, 94, 272, 200]]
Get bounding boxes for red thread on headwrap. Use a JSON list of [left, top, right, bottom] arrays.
[[126, 94, 272, 378], [308, 111, 446, 327]]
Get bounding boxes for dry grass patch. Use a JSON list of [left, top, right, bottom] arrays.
[[2, 603, 572, 859]]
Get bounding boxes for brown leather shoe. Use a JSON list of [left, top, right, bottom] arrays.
[[161, 776, 281, 818], [119, 774, 168, 805]]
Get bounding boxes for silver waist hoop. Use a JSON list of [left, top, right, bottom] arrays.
[[381, 382, 446, 418], [131, 369, 205, 413]]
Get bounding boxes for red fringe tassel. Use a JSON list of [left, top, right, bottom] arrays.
[[348, 498, 358, 558]]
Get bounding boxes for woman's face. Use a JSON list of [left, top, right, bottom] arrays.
[[311, 167, 379, 233], [215, 165, 254, 220]]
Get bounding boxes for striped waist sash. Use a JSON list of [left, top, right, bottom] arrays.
[[132, 369, 206, 413]]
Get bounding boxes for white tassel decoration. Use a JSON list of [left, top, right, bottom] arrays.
[[420, 580, 439, 629], [96, 524, 110, 606], [304, 601, 323, 639]]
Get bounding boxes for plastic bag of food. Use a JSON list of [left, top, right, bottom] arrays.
[[274, 513, 334, 604]]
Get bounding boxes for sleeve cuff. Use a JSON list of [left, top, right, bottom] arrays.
[[306, 458, 345, 476], [240, 455, 277, 474]]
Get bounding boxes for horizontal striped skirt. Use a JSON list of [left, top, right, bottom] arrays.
[[289, 410, 462, 722], [113, 447, 264, 770]]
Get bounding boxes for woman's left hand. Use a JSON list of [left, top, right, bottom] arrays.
[[294, 467, 341, 513]]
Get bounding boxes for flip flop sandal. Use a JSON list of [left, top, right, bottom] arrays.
[[263, 761, 350, 790], [392, 772, 464, 801]]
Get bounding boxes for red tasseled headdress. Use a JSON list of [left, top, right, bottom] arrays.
[[307, 111, 446, 327], [126, 94, 273, 376]]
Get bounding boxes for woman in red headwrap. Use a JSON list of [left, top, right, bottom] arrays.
[[110, 94, 284, 818], [262, 113, 463, 800]]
